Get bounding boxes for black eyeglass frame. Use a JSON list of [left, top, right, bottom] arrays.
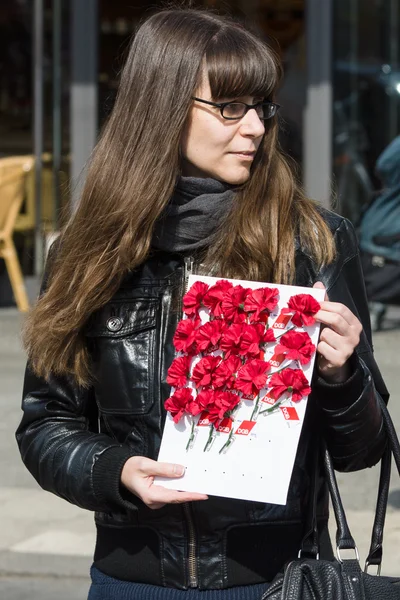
[[191, 96, 281, 120]]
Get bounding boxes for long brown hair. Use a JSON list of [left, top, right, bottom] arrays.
[[24, 7, 335, 386]]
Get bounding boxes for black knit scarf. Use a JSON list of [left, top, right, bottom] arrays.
[[152, 176, 235, 253]]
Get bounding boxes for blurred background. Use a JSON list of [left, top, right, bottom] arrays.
[[0, 1, 399, 252], [1, 0, 400, 310], [1, 1, 400, 599]]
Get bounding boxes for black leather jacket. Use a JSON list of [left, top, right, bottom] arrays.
[[16, 211, 388, 590]]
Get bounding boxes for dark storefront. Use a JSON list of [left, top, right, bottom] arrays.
[[0, 0, 400, 274]]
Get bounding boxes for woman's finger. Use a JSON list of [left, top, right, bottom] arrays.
[[315, 308, 362, 341], [312, 281, 329, 301], [317, 341, 351, 368], [315, 310, 351, 336], [317, 301, 360, 327], [319, 325, 358, 352], [140, 484, 208, 509], [133, 457, 187, 479]]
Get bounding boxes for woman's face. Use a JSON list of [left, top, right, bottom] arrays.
[[181, 77, 265, 185]]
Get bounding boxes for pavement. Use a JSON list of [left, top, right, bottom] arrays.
[[1, 287, 400, 599]]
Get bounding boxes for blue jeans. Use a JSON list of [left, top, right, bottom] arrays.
[[88, 566, 269, 600]]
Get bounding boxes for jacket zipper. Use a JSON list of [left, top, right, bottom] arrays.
[[183, 502, 198, 587], [183, 256, 194, 292], [181, 256, 198, 588]]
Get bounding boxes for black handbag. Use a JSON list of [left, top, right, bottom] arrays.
[[261, 396, 400, 599]]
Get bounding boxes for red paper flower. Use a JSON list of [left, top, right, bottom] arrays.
[[235, 359, 271, 397], [218, 390, 241, 414], [239, 323, 274, 358], [173, 318, 198, 354], [212, 355, 242, 390], [221, 285, 251, 323], [203, 280, 233, 318], [269, 368, 311, 402], [260, 325, 276, 344], [165, 387, 194, 423], [220, 323, 245, 358], [166, 355, 191, 388], [244, 287, 279, 322], [182, 388, 212, 417], [195, 388, 217, 414], [183, 281, 209, 317], [275, 331, 316, 365], [195, 320, 226, 353], [281, 294, 320, 327], [192, 356, 221, 388], [208, 391, 241, 422]]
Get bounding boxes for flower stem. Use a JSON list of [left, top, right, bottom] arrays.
[[250, 394, 260, 422], [204, 424, 216, 452], [186, 419, 196, 452], [259, 399, 285, 415], [274, 325, 296, 340], [269, 363, 291, 375], [219, 428, 234, 454]]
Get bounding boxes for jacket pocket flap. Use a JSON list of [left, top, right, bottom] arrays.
[[85, 299, 158, 338]]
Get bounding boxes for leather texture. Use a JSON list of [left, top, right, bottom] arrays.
[[261, 395, 400, 599], [262, 559, 400, 600], [16, 210, 389, 590], [365, 397, 400, 568]]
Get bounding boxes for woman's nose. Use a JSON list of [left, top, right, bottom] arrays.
[[240, 108, 265, 138]]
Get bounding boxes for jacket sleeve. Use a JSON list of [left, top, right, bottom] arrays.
[[311, 217, 388, 472], [15, 243, 141, 513], [16, 365, 142, 512]]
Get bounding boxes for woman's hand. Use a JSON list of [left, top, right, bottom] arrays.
[[313, 282, 362, 383], [121, 456, 208, 510]]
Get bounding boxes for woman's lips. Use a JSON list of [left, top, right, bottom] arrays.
[[231, 152, 256, 160]]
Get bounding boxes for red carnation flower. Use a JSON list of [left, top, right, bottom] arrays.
[[212, 355, 242, 390], [164, 387, 194, 423], [195, 320, 226, 353], [183, 281, 209, 317], [221, 285, 251, 324], [261, 325, 276, 344], [269, 368, 311, 402], [166, 355, 191, 388], [239, 324, 276, 359], [182, 388, 212, 417], [220, 323, 245, 358], [203, 280, 233, 318], [281, 294, 321, 327], [239, 324, 263, 358], [275, 331, 316, 365], [244, 287, 279, 322], [208, 391, 241, 422], [218, 390, 241, 414], [235, 359, 271, 397], [195, 388, 217, 414], [173, 318, 198, 354], [192, 356, 221, 388]]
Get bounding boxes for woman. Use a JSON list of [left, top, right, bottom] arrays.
[[16, 7, 388, 599]]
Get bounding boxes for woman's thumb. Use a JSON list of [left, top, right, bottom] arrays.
[[313, 281, 328, 300]]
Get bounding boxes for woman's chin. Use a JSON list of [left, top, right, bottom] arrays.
[[219, 168, 251, 186]]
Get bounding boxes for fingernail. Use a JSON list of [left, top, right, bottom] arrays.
[[173, 464, 185, 476]]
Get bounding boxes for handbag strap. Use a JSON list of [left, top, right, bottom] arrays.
[[300, 432, 357, 558], [299, 433, 320, 558], [322, 441, 359, 554], [301, 393, 400, 570], [365, 394, 400, 571], [365, 447, 391, 571], [379, 394, 400, 473]]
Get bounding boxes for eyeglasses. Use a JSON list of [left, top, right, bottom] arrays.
[[191, 97, 280, 121]]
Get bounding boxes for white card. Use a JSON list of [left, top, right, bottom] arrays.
[[156, 275, 324, 505]]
